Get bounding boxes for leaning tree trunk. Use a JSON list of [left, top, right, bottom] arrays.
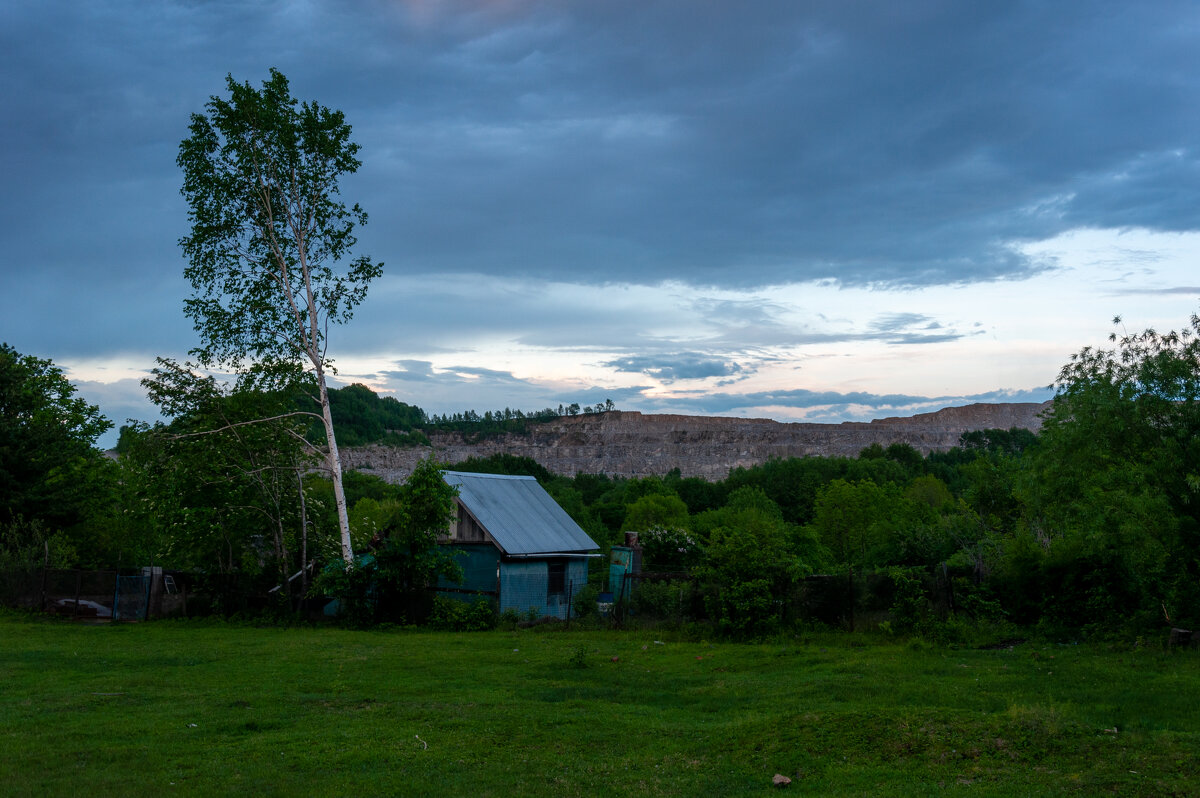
[[317, 367, 354, 564]]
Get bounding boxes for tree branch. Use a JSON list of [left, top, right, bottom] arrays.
[[163, 410, 323, 440]]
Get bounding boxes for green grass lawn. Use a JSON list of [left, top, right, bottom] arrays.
[[1, 616, 1196, 796]]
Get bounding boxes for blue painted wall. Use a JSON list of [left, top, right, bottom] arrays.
[[497, 558, 590, 620]]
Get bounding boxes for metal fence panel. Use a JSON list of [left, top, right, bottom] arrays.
[[113, 575, 151, 621]]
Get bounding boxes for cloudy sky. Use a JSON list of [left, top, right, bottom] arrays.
[[3, 1, 1199, 447]]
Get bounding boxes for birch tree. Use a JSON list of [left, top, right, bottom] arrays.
[[177, 69, 380, 564]]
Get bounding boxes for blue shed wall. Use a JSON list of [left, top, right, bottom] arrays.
[[567, 559, 589, 604], [498, 558, 590, 620], [438, 545, 500, 596], [499, 561, 547, 616]]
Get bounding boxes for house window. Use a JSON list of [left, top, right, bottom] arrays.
[[547, 561, 566, 598]]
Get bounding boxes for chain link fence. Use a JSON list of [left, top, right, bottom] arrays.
[[3, 563, 960, 631], [594, 567, 959, 633], [2, 567, 202, 620]]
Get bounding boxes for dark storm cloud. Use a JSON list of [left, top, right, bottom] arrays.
[[5, 2, 1199, 304], [347, 0, 1200, 288]]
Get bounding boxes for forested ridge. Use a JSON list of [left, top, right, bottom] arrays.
[[300, 383, 617, 448]]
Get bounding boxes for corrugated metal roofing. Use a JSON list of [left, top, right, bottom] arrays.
[[442, 471, 600, 556]]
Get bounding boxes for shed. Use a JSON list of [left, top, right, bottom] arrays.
[[439, 471, 599, 619]]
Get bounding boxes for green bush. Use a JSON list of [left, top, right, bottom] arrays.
[[427, 596, 496, 631], [571, 583, 599, 621], [632, 579, 693, 623], [707, 578, 778, 638], [638, 525, 701, 571], [885, 567, 930, 635]]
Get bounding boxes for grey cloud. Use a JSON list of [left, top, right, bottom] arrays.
[[865, 313, 972, 345], [3, 274, 196, 360], [341, 272, 980, 369], [349, 0, 1200, 289], [1118, 286, 1200, 296], [373, 361, 644, 417], [604, 353, 745, 381], [883, 332, 971, 346], [385, 360, 437, 381], [3, 0, 1196, 430], [440, 365, 534, 384], [642, 386, 1055, 420], [870, 314, 935, 333], [71, 377, 162, 449]]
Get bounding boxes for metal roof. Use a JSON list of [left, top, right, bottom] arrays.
[[442, 471, 599, 556]]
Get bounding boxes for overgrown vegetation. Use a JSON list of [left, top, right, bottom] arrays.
[[314, 458, 462, 627]]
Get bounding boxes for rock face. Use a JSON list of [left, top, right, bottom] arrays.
[[342, 401, 1051, 484]]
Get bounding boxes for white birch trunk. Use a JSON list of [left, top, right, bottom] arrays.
[[317, 367, 354, 564]]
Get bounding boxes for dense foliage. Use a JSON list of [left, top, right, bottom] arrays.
[[318, 383, 429, 447], [0, 344, 115, 568], [315, 458, 462, 626]]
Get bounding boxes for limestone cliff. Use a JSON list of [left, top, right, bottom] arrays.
[[342, 401, 1051, 484]]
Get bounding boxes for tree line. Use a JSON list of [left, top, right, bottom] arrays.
[[5, 312, 1199, 636]]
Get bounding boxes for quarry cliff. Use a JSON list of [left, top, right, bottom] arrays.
[[343, 401, 1051, 483]]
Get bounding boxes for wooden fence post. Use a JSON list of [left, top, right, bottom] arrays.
[[73, 570, 82, 618], [39, 547, 49, 612], [847, 569, 855, 632]]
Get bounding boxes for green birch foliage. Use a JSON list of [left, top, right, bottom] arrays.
[[177, 69, 381, 373]]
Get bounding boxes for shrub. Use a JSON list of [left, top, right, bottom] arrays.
[[427, 596, 497, 631], [632, 579, 694, 624], [885, 567, 930, 635], [639, 525, 701, 572], [707, 578, 778, 638], [571, 583, 599, 622]]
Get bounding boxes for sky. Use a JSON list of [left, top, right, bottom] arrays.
[[3, 0, 1199, 449]]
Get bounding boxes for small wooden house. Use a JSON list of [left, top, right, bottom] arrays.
[[439, 471, 599, 619]]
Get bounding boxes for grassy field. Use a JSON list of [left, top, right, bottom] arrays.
[[0, 616, 1196, 796]]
